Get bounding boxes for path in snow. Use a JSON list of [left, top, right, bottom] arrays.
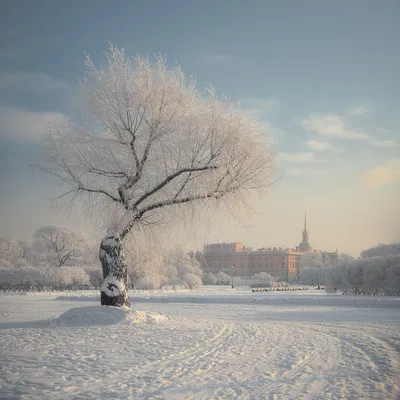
[[0, 294, 399, 399]]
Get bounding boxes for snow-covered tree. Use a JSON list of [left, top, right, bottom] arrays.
[[202, 271, 231, 285], [162, 247, 203, 288], [324, 252, 400, 296], [361, 243, 400, 259], [299, 252, 323, 269], [32, 226, 86, 268], [339, 253, 354, 265], [35, 45, 274, 307], [0, 236, 23, 266]]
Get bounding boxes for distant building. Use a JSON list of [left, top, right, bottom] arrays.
[[198, 211, 339, 282], [199, 242, 302, 282], [298, 211, 339, 267]]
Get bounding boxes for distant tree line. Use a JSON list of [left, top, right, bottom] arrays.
[[0, 229, 203, 291], [299, 243, 400, 296]]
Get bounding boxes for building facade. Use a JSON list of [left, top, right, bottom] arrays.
[[200, 242, 303, 282], [198, 211, 339, 282]]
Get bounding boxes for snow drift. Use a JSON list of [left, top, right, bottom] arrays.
[[50, 306, 169, 327]]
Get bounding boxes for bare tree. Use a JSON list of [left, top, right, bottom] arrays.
[[32, 226, 86, 268], [36, 45, 274, 307], [0, 236, 25, 267]]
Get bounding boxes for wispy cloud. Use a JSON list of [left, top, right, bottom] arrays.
[[307, 140, 341, 152], [367, 138, 398, 148], [0, 72, 68, 93], [280, 152, 315, 162], [0, 105, 66, 142], [300, 113, 398, 148], [362, 159, 400, 188], [347, 104, 369, 116]]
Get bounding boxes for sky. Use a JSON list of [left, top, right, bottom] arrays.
[[0, 0, 399, 256]]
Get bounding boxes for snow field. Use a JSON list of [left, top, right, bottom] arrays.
[[0, 291, 399, 399]]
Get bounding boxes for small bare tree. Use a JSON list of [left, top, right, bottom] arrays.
[[32, 226, 86, 268], [36, 45, 274, 307]]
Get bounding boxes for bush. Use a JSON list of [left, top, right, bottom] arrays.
[[85, 267, 103, 289], [160, 279, 188, 290], [134, 275, 162, 290], [182, 272, 202, 289], [325, 254, 400, 296], [202, 271, 231, 285], [0, 267, 91, 291]]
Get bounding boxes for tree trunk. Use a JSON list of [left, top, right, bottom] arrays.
[[99, 234, 131, 307]]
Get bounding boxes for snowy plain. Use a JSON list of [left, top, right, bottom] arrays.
[[0, 287, 399, 399]]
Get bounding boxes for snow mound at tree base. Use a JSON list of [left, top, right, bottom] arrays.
[[51, 306, 169, 327]]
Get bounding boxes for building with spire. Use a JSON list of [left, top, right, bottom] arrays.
[[198, 211, 339, 282], [297, 210, 339, 266], [298, 211, 313, 252]]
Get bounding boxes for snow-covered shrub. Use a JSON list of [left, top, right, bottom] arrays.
[[52, 267, 90, 290], [235, 273, 285, 288], [85, 267, 103, 289], [11, 257, 30, 268], [324, 253, 400, 295], [0, 236, 23, 263], [299, 266, 328, 286], [155, 247, 203, 289], [182, 272, 202, 289], [202, 272, 218, 284], [0, 266, 90, 291], [0, 260, 14, 270], [361, 243, 400, 259], [134, 275, 162, 290], [160, 279, 188, 290], [202, 271, 231, 285]]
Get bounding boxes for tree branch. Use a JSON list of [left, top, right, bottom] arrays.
[[137, 190, 225, 220], [132, 165, 218, 208]]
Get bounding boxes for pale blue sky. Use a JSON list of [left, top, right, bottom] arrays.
[[0, 0, 399, 255]]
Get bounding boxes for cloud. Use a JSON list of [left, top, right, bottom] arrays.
[[347, 105, 370, 116], [0, 105, 66, 142], [0, 72, 68, 92], [300, 113, 398, 148], [280, 152, 315, 162], [362, 159, 400, 188], [367, 138, 398, 148], [307, 140, 341, 152]]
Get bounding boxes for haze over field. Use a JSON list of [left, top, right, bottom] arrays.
[[1, 1, 399, 256]]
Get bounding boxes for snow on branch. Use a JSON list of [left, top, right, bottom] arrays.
[[35, 45, 275, 240]]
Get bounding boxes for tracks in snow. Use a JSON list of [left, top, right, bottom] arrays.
[[1, 301, 399, 400]]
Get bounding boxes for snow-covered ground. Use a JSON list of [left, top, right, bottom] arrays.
[[0, 288, 399, 399]]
